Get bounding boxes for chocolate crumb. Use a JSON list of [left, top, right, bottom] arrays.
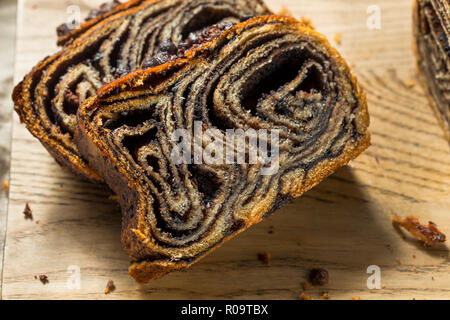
[[86, 0, 121, 22], [64, 89, 80, 106], [308, 268, 329, 286], [23, 203, 33, 220], [257, 252, 271, 265], [38, 275, 49, 285], [392, 216, 446, 247], [2, 180, 9, 191], [104, 280, 116, 294], [56, 21, 78, 38]]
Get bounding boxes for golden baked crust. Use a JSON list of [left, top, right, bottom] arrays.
[[12, 0, 271, 183], [76, 16, 370, 282]]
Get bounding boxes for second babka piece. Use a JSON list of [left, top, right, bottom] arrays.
[[12, 0, 271, 183], [413, 0, 450, 142], [76, 16, 371, 282]]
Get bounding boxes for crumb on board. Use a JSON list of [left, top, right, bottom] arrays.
[[301, 281, 311, 291], [105, 280, 116, 294], [308, 268, 329, 286], [300, 17, 315, 30], [333, 32, 342, 45], [407, 80, 415, 88], [38, 275, 49, 285], [350, 61, 356, 68], [23, 203, 33, 220], [300, 293, 312, 300], [414, 268, 419, 274], [257, 252, 271, 265], [321, 292, 330, 300], [392, 216, 446, 247], [277, 5, 292, 17], [412, 255, 416, 259], [2, 180, 9, 191], [268, 225, 275, 234], [395, 259, 402, 265], [352, 296, 361, 300]]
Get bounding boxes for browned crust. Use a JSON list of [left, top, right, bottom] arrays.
[[412, 0, 450, 143], [13, 0, 272, 183], [76, 16, 371, 283]]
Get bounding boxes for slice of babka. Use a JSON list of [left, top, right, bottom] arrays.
[[76, 16, 371, 282], [413, 0, 450, 142], [12, 0, 271, 183]]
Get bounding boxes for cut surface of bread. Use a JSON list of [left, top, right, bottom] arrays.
[[12, 0, 271, 182], [76, 16, 371, 282], [413, 0, 450, 142]]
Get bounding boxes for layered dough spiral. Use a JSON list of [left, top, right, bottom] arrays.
[[12, 0, 271, 182], [76, 16, 370, 282], [414, 0, 450, 142]]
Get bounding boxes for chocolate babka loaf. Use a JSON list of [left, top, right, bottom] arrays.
[[76, 16, 371, 282], [12, 0, 271, 183], [413, 0, 450, 141]]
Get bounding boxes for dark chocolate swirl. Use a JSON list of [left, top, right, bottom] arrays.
[[414, 0, 450, 142], [76, 16, 370, 282], [12, 0, 271, 182]]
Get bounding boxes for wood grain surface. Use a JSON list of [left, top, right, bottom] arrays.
[[2, 0, 449, 300]]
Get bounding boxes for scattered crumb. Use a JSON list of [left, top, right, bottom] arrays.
[[38, 275, 49, 285], [32, 4, 38, 10], [268, 225, 275, 234], [395, 259, 402, 265], [352, 296, 361, 300], [321, 292, 330, 300], [23, 203, 33, 220], [412, 255, 416, 259], [392, 216, 446, 247], [104, 280, 116, 294], [257, 252, 271, 265], [301, 281, 311, 291], [333, 32, 342, 45], [432, 277, 434, 281], [277, 5, 292, 17], [308, 268, 329, 286], [2, 180, 9, 192], [300, 293, 312, 300], [381, 285, 386, 289], [350, 61, 356, 68], [413, 268, 419, 274], [300, 17, 315, 30], [35, 220, 40, 225], [407, 80, 415, 88]]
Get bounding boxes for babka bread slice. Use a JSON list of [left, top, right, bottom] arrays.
[[12, 0, 271, 183], [413, 0, 450, 142], [76, 16, 370, 282]]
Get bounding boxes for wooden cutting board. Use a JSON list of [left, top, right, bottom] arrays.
[[2, 0, 449, 300]]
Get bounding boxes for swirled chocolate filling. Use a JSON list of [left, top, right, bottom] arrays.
[[76, 16, 370, 282]]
